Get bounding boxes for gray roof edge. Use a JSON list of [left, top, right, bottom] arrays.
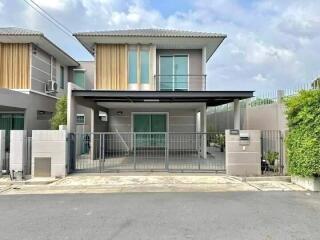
[[0, 27, 43, 36], [73, 28, 227, 38], [72, 90, 254, 97], [41, 35, 79, 66], [0, 27, 79, 66]]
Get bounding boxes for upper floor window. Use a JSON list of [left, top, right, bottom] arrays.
[[128, 46, 150, 85], [159, 55, 188, 91], [128, 49, 137, 84], [140, 49, 149, 84], [60, 66, 64, 89], [73, 69, 86, 89]]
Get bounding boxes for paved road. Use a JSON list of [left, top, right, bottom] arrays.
[[0, 192, 319, 240]]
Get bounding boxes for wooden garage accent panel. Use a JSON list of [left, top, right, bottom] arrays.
[[0, 43, 30, 89], [96, 44, 128, 90]]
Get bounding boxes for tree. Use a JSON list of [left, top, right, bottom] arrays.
[[51, 96, 67, 130]]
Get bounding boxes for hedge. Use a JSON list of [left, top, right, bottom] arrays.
[[285, 89, 320, 177]]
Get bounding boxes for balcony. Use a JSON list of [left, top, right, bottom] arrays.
[[154, 75, 206, 91]]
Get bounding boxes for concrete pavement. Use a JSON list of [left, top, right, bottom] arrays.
[[0, 191, 319, 240], [0, 173, 305, 195]]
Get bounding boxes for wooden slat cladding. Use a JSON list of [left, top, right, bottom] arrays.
[[0, 43, 30, 89], [96, 44, 128, 90]]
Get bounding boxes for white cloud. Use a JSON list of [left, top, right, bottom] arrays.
[[253, 74, 268, 83], [32, 0, 73, 10], [277, 2, 320, 39], [1, 0, 319, 91], [0, 1, 3, 12]]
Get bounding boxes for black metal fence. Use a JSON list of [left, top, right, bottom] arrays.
[[261, 130, 284, 175], [71, 132, 225, 173]]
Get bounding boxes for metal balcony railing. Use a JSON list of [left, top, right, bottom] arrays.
[[154, 75, 206, 91]]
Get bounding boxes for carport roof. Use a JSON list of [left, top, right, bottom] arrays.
[[72, 90, 254, 107]]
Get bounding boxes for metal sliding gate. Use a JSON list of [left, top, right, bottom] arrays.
[[71, 132, 225, 173]]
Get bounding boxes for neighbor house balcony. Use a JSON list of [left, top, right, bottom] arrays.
[[154, 74, 206, 91]]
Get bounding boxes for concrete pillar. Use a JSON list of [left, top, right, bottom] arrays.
[[225, 130, 261, 176], [32, 130, 68, 178], [90, 108, 95, 161], [202, 47, 207, 90], [233, 99, 240, 129], [277, 90, 285, 103], [67, 82, 77, 133], [10, 130, 27, 176], [0, 130, 5, 177], [200, 103, 207, 159]]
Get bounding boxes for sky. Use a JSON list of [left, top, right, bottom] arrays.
[[0, 0, 319, 92]]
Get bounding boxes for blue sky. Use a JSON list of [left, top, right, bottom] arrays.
[[0, 0, 319, 91]]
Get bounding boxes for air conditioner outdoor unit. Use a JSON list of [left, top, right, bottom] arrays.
[[46, 80, 58, 93]]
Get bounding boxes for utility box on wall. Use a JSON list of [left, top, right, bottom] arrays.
[[225, 130, 261, 176], [34, 157, 51, 177], [32, 130, 68, 178]]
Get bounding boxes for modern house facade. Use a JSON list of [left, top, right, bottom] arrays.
[[0, 27, 79, 136], [67, 29, 254, 172], [0, 27, 261, 177]]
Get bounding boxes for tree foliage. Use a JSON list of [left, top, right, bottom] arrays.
[[250, 98, 274, 107], [51, 96, 67, 130], [285, 90, 320, 177]]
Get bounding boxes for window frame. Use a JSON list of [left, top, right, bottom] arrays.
[[73, 69, 86, 89], [76, 113, 85, 125], [140, 48, 150, 84], [128, 48, 138, 84], [158, 54, 189, 91], [60, 66, 64, 89]]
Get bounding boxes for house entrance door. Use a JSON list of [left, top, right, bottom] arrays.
[[133, 113, 167, 170]]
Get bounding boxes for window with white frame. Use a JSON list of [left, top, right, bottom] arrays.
[[128, 46, 150, 85], [76, 114, 85, 125]]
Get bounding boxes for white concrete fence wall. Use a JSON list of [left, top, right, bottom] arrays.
[[225, 130, 261, 176], [9, 130, 27, 177], [32, 130, 68, 178], [4, 129, 265, 178]]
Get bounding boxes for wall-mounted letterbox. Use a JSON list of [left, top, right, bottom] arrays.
[[239, 132, 250, 145]]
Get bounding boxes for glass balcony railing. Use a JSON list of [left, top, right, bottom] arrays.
[[154, 75, 206, 91]]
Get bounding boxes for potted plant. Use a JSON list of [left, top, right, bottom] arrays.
[[264, 151, 280, 172]]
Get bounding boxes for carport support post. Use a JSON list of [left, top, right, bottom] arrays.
[[234, 99, 240, 130], [67, 82, 77, 133], [200, 103, 207, 159]]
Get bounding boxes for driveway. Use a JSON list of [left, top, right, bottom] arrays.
[[0, 192, 319, 240], [0, 174, 304, 195]]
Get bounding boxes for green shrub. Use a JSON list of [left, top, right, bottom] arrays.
[[51, 96, 67, 130], [285, 90, 320, 177], [250, 98, 274, 107]]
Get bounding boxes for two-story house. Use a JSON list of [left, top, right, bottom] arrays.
[[68, 29, 253, 172], [0, 27, 79, 136]]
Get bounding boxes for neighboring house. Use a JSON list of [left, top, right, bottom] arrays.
[[0, 27, 79, 138], [67, 29, 254, 172]]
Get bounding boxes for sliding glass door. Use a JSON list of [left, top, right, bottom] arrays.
[[159, 55, 188, 91], [133, 114, 166, 148]]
